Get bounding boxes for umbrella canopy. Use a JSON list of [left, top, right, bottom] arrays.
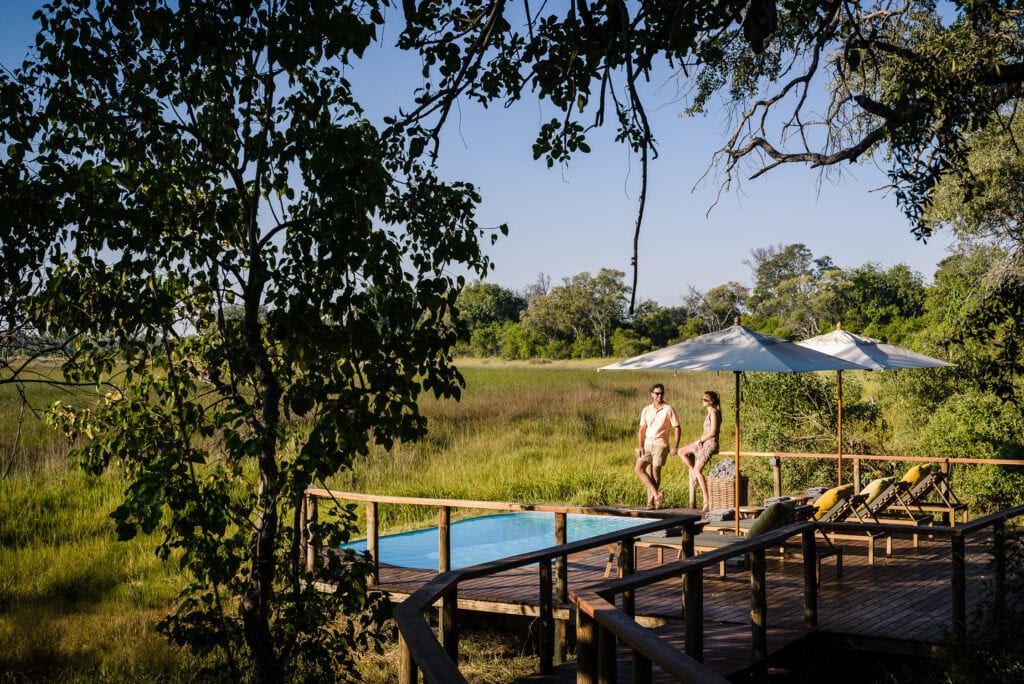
[[796, 324, 955, 371], [601, 323, 866, 532], [600, 324, 869, 373], [797, 323, 954, 486]]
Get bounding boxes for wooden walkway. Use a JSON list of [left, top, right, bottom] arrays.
[[370, 510, 1002, 680]]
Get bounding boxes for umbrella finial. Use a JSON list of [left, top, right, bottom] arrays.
[[734, 316, 740, 326], [836, 321, 842, 330]]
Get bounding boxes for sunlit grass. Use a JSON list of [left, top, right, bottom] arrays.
[[331, 359, 737, 534], [354, 622, 539, 683], [0, 454, 193, 681], [0, 358, 749, 680]]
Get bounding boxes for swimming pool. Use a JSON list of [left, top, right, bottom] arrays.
[[343, 512, 657, 570]]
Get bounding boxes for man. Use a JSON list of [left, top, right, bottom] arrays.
[[635, 383, 680, 509]]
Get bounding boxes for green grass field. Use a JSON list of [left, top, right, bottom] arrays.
[[331, 360, 738, 532], [0, 359, 824, 680]]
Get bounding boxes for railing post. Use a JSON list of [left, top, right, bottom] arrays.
[[304, 494, 318, 575], [801, 528, 818, 628], [598, 624, 617, 684], [683, 567, 704, 661], [539, 559, 554, 675], [770, 456, 782, 498], [951, 533, 967, 639], [554, 513, 569, 665], [682, 521, 696, 558], [437, 506, 458, 664], [577, 610, 597, 684], [399, 631, 418, 684], [438, 506, 451, 573], [940, 459, 953, 524], [994, 519, 1006, 619], [633, 649, 652, 684], [439, 582, 459, 665], [620, 538, 635, 618], [852, 458, 861, 494], [680, 519, 703, 659], [367, 500, 379, 585], [750, 549, 768, 659]]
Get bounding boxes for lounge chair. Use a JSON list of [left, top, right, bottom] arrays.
[[885, 464, 968, 524], [635, 503, 839, 581], [811, 483, 896, 565]]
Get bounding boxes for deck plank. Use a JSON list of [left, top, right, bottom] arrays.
[[368, 527, 1001, 679]]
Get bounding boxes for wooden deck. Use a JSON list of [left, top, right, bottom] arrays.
[[370, 510, 1002, 680]]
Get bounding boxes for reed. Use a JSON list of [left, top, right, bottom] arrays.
[[0, 358, 735, 679]]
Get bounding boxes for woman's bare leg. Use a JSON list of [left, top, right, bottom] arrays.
[[678, 448, 699, 509], [694, 469, 710, 512]]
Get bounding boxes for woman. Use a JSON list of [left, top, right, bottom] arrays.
[[678, 391, 721, 513]]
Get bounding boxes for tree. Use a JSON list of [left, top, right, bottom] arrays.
[[741, 371, 883, 493], [393, 3, 1021, 298], [919, 112, 1024, 401], [3, 2, 494, 680], [770, 267, 851, 338], [521, 269, 629, 357], [839, 263, 926, 343], [697, 2, 1024, 234], [455, 282, 527, 338], [682, 282, 749, 336], [745, 243, 815, 317], [627, 300, 689, 348]]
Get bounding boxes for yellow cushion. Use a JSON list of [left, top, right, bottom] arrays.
[[901, 464, 938, 488], [747, 501, 796, 537], [811, 484, 854, 520], [860, 477, 896, 507]]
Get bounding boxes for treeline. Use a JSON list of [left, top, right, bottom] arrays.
[[454, 241, 1024, 513], [456, 243, 927, 359]]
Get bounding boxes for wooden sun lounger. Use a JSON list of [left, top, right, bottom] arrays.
[[635, 506, 839, 583], [884, 471, 968, 524]]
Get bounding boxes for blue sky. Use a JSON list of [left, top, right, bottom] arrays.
[[1, 2, 955, 306]]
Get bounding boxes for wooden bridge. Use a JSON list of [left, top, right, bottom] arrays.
[[304, 484, 1023, 683]]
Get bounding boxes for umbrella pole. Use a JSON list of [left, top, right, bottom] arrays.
[[837, 370, 843, 486], [734, 371, 741, 536]]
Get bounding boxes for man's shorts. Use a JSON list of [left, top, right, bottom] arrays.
[[638, 443, 669, 467]]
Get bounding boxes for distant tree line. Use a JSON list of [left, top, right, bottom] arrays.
[[455, 243, 929, 359]]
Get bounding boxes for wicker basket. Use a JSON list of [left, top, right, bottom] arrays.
[[707, 475, 748, 511]]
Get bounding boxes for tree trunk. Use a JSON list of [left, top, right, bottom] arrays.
[[242, 443, 282, 683]]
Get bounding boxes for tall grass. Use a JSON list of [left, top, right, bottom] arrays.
[[0, 367, 84, 476], [0, 462, 199, 681], [0, 358, 743, 679], [330, 359, 737, 534]]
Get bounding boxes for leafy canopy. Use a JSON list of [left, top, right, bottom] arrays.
[[3, 0, 497, 679]]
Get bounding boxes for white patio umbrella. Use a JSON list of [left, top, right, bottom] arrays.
[[797, 322, 954, 486], [600, 321, 867, 533]]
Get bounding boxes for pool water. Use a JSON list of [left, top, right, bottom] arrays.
[[343, 512, 656, 570]]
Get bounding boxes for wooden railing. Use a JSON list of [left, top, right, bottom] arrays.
[[821, 504, 1024, 638], [702, 451, 1024, 510], [303, 488, 689, 581], [574, 506, 1024, 682], [303, 488, 1024, 683], [392, 517, 709, 683], [302, 488, 704, 682], [574, 522, 821, 683]]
